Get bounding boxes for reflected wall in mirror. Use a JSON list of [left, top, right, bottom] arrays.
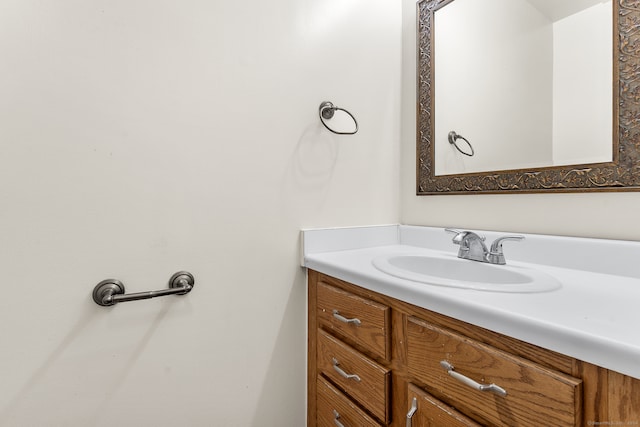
[[435, 0, 612, 176], [417, 0, 640, 194]]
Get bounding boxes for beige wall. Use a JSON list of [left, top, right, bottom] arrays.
[[552, 2, 612, 165], [435, 0, 553, 175], [2, 2, 636, 426], [401, 0, 640, 241], [0, 1, 400, 425]]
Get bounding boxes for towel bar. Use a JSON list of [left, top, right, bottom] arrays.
[[92, 271, 194, 307]]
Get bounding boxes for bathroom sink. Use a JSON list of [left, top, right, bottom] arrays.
[[372, 254, 561, 292]]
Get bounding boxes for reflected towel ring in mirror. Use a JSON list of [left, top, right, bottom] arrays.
[[319, 101, 359, 135], [448, 131, 474, 156]]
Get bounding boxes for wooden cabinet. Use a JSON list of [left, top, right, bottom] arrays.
[[406, 317, 581, 426], [407, 384, 480, 427], [317, 329, 391, 422], [317, 376, 382, 427], [316, 281, 390, 360], [307, 270, 640, 426]]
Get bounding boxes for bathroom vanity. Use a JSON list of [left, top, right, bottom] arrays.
[[303, 225, 640, 426]]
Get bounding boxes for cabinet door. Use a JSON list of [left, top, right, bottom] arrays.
[[317, 376, 382, 427], [407, 384, 481, 427], [406, 316, 583, 426], [317, 329, 391, 423], [317, 280, 390, 359]]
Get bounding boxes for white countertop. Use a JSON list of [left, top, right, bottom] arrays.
[[302, 225, 640, 380]]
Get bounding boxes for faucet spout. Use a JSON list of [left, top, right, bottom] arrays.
[[446, 229, 489, 262], [445, 229, 523, 264], [459, 232, 489, 262]]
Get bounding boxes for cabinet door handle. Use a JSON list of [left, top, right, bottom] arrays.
[[440, 361, 507, 397], [332, 310, 361, 326], [406, 397, 418, 427], [332, 358, 361, 382], [333, 410, 345, 427]]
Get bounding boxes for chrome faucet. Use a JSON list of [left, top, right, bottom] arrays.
[[445, 229, 524, 265]]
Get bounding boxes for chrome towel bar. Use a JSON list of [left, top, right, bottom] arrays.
[[92, 271, 195, 307]]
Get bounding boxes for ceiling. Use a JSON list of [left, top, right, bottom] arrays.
[[526, 0, 608, 22]]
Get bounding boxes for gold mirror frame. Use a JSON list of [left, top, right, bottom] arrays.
[[417, 0, 640, 195]]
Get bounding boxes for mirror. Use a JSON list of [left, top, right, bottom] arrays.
[[434, 0, 612, 176], [417, 0, 640, 194]]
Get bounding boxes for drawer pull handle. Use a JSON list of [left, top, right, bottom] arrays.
[[333, 410, 345, 427], [406, 397, 418, 427], [332, 358, 361, 382], [440, 360, 507, 397], [332, 310, 361, 326]]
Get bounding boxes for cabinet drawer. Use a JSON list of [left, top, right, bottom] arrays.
[[407, 383, 481, 427], [317, 329, 391, 423], [317, 376, 383, 427], [317, 281, 390, 359], [407, 317, 582, 427]]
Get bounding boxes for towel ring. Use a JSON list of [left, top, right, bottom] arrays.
[[448, 131, 474, 156], [319, 101, 359, 135]]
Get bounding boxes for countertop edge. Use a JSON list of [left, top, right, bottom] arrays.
[[304, 249, 640, 381]]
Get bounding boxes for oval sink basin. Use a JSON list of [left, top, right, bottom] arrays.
[[372, 254, 561, 292]]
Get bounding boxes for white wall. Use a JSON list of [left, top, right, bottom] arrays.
[[402, 0, 640, 241], [434, 0, 553, 175], [552, 1, 612, 165], [0, 1, 401, 426]]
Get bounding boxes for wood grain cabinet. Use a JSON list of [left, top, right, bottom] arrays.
[[406, 384, 481, 427], [317, 376, 382, 427], [317, 329, 391, 422], [406, 317, 581, 426], [307, 270, 640, 426]]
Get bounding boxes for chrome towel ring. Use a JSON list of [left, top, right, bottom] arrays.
[[448, 131, 475, 156], [319, 101, 359, 135]]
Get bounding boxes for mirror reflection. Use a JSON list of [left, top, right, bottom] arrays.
[[434, 0, 612, 176]]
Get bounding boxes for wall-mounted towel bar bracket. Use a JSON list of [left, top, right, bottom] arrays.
[[92, 271, 195, 307]]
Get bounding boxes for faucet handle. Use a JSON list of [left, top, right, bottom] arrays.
[[445, 229, 485, 245], [445, 228, 464, 244], [444, 228, 486, 245], [488, 235, 525, 265]]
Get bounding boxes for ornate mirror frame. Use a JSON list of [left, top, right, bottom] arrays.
[[417, 0, 640, 195]]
